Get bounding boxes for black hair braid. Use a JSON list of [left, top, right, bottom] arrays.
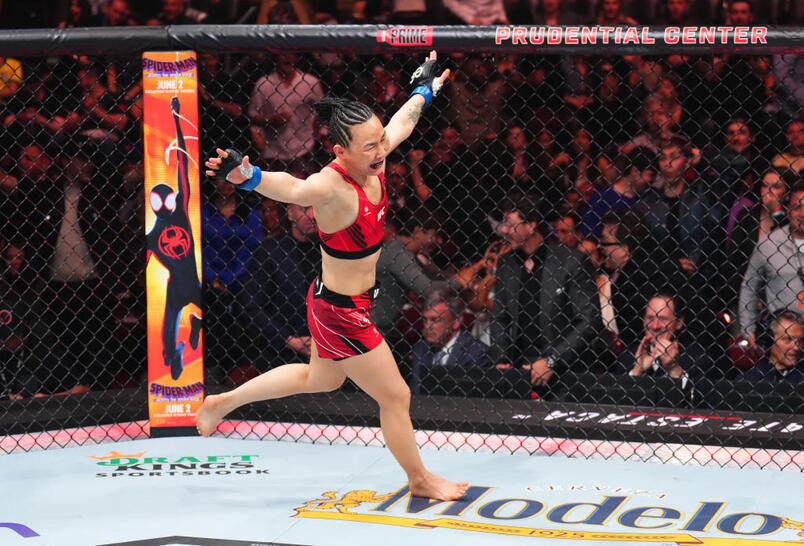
[[314, 97, 373, 148]]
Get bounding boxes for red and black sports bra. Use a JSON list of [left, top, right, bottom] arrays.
[[318, 161, 388, 260]]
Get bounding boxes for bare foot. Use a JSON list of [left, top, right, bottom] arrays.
[[195, 394, 225, 437], [409, 472, 469, 501]]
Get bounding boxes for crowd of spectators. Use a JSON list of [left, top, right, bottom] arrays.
[[1, 0, 803, 412]]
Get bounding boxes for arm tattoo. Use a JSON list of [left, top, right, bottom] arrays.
[[407, 102, 423, 125]]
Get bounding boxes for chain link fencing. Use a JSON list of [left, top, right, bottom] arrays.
[[0, 26, 802, 468]]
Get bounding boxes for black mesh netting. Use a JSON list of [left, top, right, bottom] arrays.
[[1, 38, 803, 465]]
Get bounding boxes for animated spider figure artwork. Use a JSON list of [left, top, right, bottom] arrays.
[[146, 96, 203, 380]]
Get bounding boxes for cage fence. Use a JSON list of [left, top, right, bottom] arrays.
[[0, 25, 802, 470]]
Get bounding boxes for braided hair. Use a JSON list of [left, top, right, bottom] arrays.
[[314, 97, 374, 148]]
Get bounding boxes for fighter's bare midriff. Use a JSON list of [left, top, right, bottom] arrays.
[[320, 248, 380, 295]]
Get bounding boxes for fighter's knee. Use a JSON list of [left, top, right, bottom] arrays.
[[384, 384, 411, 409]]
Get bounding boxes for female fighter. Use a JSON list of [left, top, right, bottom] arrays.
[[196, 52, 468, 501]]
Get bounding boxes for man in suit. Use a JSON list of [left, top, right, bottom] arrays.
[[490, 192, 600, 392], [410, 288, 490, 395]]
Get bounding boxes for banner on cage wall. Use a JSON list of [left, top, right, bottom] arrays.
[[142, 51, 204, 435]]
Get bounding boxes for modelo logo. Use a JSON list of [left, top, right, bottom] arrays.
[[376, 27, 434, 46], [0, 522, 39, 538], [293, 486, 804, 543]]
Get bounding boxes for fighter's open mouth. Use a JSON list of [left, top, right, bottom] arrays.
[[370, 160, 383, 169]]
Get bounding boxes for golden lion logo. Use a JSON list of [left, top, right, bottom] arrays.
[[782, 518, 804, 542], [88, 451, 146, 461], [295, 490, 393, 515]]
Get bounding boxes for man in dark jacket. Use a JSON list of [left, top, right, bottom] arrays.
[[410, 288, 490, 395], [490, 192, 599, 391], [240, 201, 319, 368], [743, 309, 804, 383]]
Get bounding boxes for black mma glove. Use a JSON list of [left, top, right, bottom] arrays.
[[409, 59, 442, 107], [215, 148, 261, 191]]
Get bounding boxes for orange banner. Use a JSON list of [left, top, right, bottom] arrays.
[[142, 51, 204, 433]]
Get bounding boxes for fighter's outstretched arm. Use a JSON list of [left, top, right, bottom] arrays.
[[385, 50, 450, 153], [204, 148, 334, 208]]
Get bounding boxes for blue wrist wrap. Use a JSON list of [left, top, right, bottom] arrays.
[[410, 85, 432, 107], [239, 166, 262, 191]]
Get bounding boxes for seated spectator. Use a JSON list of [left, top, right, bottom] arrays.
[[772, 54, 804, 119], [408, 124, 489, 262], [202, 177, 262, 292], [202, 176, 261, 381], [595, 0, 638, 25], [383, 156, 412, 225], [615, 291, 711, 387], [373, 214, 459, 344], [634, 136, 711, 278], [101, 0, 140, 26], [490, 191, 600, 391], [4, 69, 82, 140], [596, 211, 654, 350], [739, 180, 804, 347], [7, 141, 128, 397], [257, 0, 309, 24], [553, 213, 583, 250], [240, 201, 319, 371], [75, 60, 133, 143], [442, 0, 509, 24], [743, 310, 804, 383], [772, 119, 804, 174], [447, 55, 505, 151], [723, 169, 797, 322], [259, 197, 288, 240], [485, 125, 532, 190], [410, 288, 491, 395], [452, 238, 512, 345], [701, 1, 771, 126], [620, 94, 685, 157], [653, 0, 707, 24], [581, 146, 655, 237], [58, 0, 101, 27], [704, 118, 765, 223], [248, 53, 324, 173], [554, 124, 610, 201], [147, 0, 206, 24]]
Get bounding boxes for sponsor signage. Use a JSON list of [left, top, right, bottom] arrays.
[[376, 27, 433, 46], [494, 25, 768, 46], [89, 450, 268, 478], [293, 486, 804, 544], [142, 50, 204, 434], [0, 523, 39, 538]]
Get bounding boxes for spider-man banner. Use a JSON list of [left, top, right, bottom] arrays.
[[142, 51, 203, 435]]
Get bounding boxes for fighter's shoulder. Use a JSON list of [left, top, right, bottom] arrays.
[[304, 168, 353, 203]]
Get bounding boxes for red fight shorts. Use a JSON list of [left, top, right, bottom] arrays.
[[306, 277, 383, 361]]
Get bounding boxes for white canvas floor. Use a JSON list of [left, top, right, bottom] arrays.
[[2, 432, 804, 546]]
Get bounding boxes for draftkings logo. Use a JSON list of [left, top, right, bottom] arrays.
[[292, 486, 804, 544], [376, 27, 433, 46], [90, 450, 268, 478]]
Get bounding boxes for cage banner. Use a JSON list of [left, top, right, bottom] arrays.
[[142, 51, 204, 434], [0, 25, 802, 56]]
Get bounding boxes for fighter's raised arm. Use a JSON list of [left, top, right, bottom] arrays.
[[204, 148, 335, 208], [385, 51, 451, 153]]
